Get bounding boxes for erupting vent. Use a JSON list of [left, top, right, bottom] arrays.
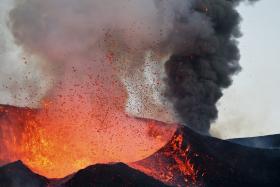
[[0, 105, 177, 178], [0, 0, 269, 187]]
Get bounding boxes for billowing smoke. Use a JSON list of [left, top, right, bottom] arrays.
[[0, 0, 50, 108], [164, 0, 259, 134], [3, 0, 258, 134], [7, 0, 191, 124]]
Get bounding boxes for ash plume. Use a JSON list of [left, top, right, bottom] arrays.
[[7, 0, 188, 123], [164, 0, 259, 134], [4, 0, 259, 134]]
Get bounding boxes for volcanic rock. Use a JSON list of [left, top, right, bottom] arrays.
[[0, 161, 48, 187], [229, 134, 280, 149], [63, 163, 169, 187], [134, 126, 280, 187]]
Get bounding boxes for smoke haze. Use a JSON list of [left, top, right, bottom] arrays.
[[1, 0, 259, 134]]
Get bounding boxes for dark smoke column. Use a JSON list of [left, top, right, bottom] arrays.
[[165, 0, 259, 134]]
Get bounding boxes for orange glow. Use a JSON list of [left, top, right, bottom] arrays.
[[0, 103, 177, 178], [167, 134, 197, 182], [0, 52, 177, 178], [131, 133, 200, 186]]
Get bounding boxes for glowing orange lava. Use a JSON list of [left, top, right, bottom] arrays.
[[131, 132, 201, 186], [0, 103, 177, 178], [0, 58, 177, 178]]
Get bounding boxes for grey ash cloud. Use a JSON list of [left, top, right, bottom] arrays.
[[2, 0, 259, 134], [164, 0, 259, 134]]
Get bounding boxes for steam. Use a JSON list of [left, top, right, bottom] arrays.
[[3, 0, 259, 133]]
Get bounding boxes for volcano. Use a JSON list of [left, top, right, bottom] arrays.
[[1, 0, 277, 186], [1, 106, 280, 187], [133, 126, 280, 186]]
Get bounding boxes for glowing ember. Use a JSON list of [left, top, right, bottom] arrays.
[[0, 41, 178, 178], [166, 134, 197, 182], [131, 132, 203, 187], [0, 104, 177, 178]]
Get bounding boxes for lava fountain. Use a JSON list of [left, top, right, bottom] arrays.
[[0, 0, 256, 183], [0, 0, 184, 178], [0, 88, 177, 178], [0, 51, 177, 178]]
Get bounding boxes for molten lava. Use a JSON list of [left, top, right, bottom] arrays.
[[0, 103, 177, 178], [0, 52, 177, 178], [131, 131, 203, 186], [0, 28, 182, 179]]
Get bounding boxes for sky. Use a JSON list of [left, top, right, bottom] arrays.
[[211, 0, 280, 139], [0, 0, 279, 139]]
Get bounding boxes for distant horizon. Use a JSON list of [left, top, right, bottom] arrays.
[[212, 0, 280, 139]]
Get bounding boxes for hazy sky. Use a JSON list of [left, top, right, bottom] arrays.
[[211, 0, 280, 138]]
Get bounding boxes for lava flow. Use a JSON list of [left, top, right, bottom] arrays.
[[131, 131, 203, 186]]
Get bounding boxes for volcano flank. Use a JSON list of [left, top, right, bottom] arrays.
[[0, 105, 280, 187]]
